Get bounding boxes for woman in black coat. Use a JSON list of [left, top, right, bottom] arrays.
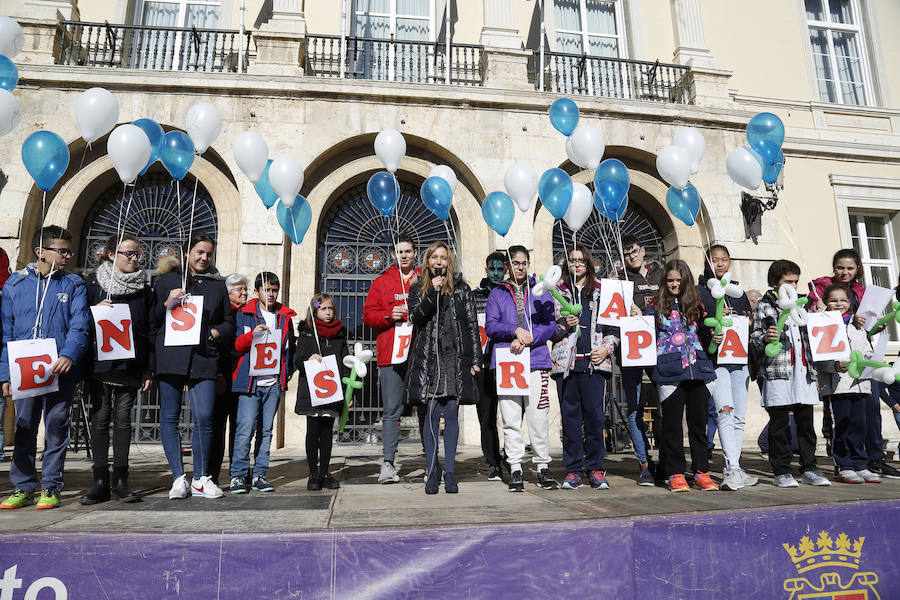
[[150, 232, 234, 500], [81, 233, 153, 505], [406, 241, 482, 495], [294, 293, 349, 491]]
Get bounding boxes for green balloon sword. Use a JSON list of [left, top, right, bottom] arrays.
[[339, 342, 373, 434], [764, 284, 810, 358], [702, 272, 744, 354]]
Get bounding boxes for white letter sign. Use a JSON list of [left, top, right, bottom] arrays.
[[495, 347, 530, 395], [90, 303, 136, 361], [249, 329, 282, 376], [391, 321, 413, 365], [164, 295, 204, 347], [304, 354, 344, 407], [807, 311, 851, 362], [717, 316, 750, 366], [597, 279, 634, 326], [619, 316, 657, 367], [477, 313, 488, 355], [8, 338, 60, 400]]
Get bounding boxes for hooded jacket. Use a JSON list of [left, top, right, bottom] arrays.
[[232, 298, 297, 393], [404, 277, 482, 405], [85, 271, 154, 379], [362, 265, 421, 367], [645, 302, 716, 384], [484, 275, 557, 370], [150, 268, 234, 380], [0, 266, 90, 383], [294, 322, 350, 415]]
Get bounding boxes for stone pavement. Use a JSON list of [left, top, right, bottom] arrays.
[[1, 441, 898, 533]]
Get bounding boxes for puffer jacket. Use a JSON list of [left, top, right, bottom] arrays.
[[294, 322, 349, 415], [749, 289, 818, 381], [818, 321, 872, 397], [484, 275, 557, 370], [549, 281, 619, 376], [0, 266, 91, 382], [404, 277, 482, 405]]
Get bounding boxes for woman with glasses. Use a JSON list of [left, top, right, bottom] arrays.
[[81, 234, 153, 504]]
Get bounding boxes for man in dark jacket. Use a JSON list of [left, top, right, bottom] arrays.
[[0, 227, 90, 510]]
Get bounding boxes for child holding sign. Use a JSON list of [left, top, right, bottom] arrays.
[[294, 293, 348, 491], [0, 226, 90, 510], [82, 233, 153, 505], [230, 272, 296, 494], [817, 284, 879, 484], [750, 260, 831, 488], [647, 260, 720, 492]]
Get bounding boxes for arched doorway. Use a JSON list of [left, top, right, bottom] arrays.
[[317, 181, 456, 443]]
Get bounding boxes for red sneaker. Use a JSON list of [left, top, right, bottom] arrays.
[[694, 471, 719, 491], [668, 474, 689, 492]]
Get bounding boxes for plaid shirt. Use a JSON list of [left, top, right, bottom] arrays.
[[750, 290, 818, 381]]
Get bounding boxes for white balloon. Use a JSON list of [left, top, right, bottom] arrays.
[[0, 17, 24, 59], [233, 131, 269, 184], [0, 89, 20, 137], [185, 101, 222, 154], [726, 146, 763, 190], [269, 156, 304, 204], [75, 87, 119, 144], [280, 195, 295, 208], [504, 163, 539, 212], [563, 183, 593, 232], [568, 123, 605, 170], [656, 145, 691, 190], [374, 128, 406, 173], [107, 124, 151, 184], [429, 164, 457, 193], [565, 136, 588, 169], [673, 126, 706, 174]]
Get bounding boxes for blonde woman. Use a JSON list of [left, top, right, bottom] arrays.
[[405, 242, 482, 494]]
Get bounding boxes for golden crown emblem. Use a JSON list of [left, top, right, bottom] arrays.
[[782, 531, 864, 574]]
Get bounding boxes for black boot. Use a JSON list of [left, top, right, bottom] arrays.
[[111, 466, 141, 503], [81, 467, 111, 505], [307, 470, 322, 491]]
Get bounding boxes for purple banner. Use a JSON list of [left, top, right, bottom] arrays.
[[1, 500, 898, 599]]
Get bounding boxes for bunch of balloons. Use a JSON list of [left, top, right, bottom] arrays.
[[656, 127, 706, 226], [726, 112, 785, 190], [549, 98, 605, 170], [367, 128, 406, 217], [593, 159, 629, 222], [0, 17, 22, 138]]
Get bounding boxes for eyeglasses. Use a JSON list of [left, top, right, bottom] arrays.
[[569, 258, 587, 265], [510, 261, 529, 268], [117, 250, 141, 260], [42, 247, 74, 258], [623, 247, 643, 258]]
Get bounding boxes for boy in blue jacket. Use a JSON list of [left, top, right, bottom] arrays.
[[0, 226, 90, 509]]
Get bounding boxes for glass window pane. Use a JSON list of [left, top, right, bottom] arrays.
[[832, 30, 866, 105], [396, 17, 429, 41], [809, 28, 837, 102], [870, 266, 893, 289], [556, 32, 583, 54], [141, 1, 179, 26], [588, 35, 618, 58], [585, 1, 617, 35], [863, 215, 887, 238], [356, 14, 390, 38], [805, 0, 825, 21], [397, 0, 429, 17], [828, 0, 854, 24], [185, 5, 220, 28], [357, 0, 390, 13], [554, 0, 583, 31]]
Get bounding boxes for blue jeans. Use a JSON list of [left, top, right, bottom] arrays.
[[711, 366, 750, 473], [622, 366, 649, 464], [231, 384, 281, 478], [158, 376, 216, 479], [10, 379, 74, 492]]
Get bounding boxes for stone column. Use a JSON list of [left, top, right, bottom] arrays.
[[670, 0, 733, 107], [251, 0, 307, 76], [479, 0, 532, 91]]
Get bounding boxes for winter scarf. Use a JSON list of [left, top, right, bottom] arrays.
[[95, 261, 147, 297], [314, 318, 343, 338]]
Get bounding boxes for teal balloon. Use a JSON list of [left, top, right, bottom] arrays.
[[538, 168, 573, 219], [482, 191, 515, 236], [746, 112, 785, 148], [750, 138, 780, 166], [277, 195, 312, 244], [255, 160, 278, 208], [0, 55, 17, 91], [613, 194, 629, 221], [762, 148, 784, 185], [420, 176, 452, 221], [593, 181, 627, 217], [160, 130, 194, 180], [666, 184, 701, 227], [367, 171, 398, 217], [132, 119, 164, 176], [594, 159, 629, 187], [22, 130, 69, 191], [549, 98, 579, 136]]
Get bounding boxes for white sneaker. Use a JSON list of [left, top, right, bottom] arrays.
[[774, 474, 799, 488], [739, 470, 759, 487], [191, 476, 225, 498], [801, 470, 831, 486], [168, 474, 190, 499], [856, 469, 881, 483], [837, 469, 864, 484], [378, 462, 400, 484], [720, 470, 744, 491]]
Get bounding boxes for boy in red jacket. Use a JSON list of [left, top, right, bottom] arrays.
[[362, 234, 420, 483]]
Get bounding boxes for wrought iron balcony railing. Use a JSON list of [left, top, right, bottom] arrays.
[[56, 20, 254, 73], [532, 51, 692, 104], [306, 34, 483, 86]]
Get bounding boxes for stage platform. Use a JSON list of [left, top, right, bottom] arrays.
[[1, 443, 899, 598]]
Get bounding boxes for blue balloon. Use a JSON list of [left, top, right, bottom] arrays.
[[254, 160, 278, 208], [0, 55, 17, 91], [22, 131, 69, 191], [594, 180, 628, 216], [160, 130, 195, 181], [613, 195, 629, 221], [746, 112, 785, 148], [367, 171, 398, 217], [277, 195, 312, 244], [420, 176, 452, 221], [132, 119, 164, 176], [762, 148, 784, 185], [482, 191, 515, 237], [549, 98, 579, 136], [666, 184, 701, 227], [538, 168, 573, 219], [750, 138, 780, 166], [594, 159, 630, 188]]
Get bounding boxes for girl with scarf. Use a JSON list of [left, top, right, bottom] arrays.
[[295, 293, 349, 490], [82, 234, 153, 504]]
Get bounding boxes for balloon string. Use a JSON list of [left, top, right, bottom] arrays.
[[108, 183, 135, 301], [78, 142, 90, 171], [34, 191, 47, 321], [33, 256, 58, 340], [612, 219, 629, 311], [183, 174, 200, 290], [446, 213, 461, 260], [771, 207, 815, 299]]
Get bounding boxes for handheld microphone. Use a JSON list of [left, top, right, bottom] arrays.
[[433, 267, 445, 277]]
